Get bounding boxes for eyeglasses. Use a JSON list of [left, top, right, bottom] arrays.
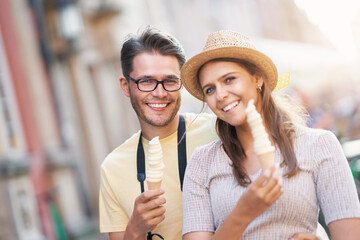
[[127, 75, 182, 92]]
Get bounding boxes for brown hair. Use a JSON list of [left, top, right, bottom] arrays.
[[201, 58, 304, 186], [121, 25, 186, 79]]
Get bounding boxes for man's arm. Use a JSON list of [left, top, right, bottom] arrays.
[[109, 189, 166, 240]]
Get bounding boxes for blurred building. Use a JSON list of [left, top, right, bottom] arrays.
[[0, 0, 359, 239]]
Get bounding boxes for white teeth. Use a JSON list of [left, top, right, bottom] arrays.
[[223, 101, 239, 112], [149, 103, 167, 108]]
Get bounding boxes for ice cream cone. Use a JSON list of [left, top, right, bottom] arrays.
[[146, 136, 165, 188], [147, 180, 162, 190], [245, 99, 275, 169], [258, 151, 274, 169]]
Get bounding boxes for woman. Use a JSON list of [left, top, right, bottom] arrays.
[[180, 30, 360, 240]]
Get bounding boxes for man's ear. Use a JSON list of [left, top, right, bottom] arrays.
[[120, 76, 130, 97]]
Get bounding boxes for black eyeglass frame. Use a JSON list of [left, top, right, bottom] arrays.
[[127, 75, 182, 92]]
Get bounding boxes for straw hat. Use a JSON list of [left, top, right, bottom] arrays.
[[181, 30, 278, 100]]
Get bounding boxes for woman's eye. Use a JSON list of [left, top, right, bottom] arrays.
[[204, 87, 214, 95], [225, 76, 235, 82]]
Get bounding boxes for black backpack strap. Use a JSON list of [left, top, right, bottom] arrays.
[[136, 115, 187, 239], [137, 115, 187, 192], [147, 233, 164, 240], [177, 115, 187, 191], [137, 132, 145, 193], [137, 133, 155, 239]]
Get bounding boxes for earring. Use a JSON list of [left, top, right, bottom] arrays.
[[257, 84, 262, 92]]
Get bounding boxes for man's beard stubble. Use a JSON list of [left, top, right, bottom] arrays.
[[129, 92, 181, 128]]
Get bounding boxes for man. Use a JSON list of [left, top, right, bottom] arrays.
[[99, 26, 327, 240], [99, 26, 218, 240]]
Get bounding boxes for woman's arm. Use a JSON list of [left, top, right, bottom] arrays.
[[183, 232, 213, 240], [314, 131, 360, 239], [183, 165, 282, 240], [328, 218, 360, 240], [109, 232, 125, 240]]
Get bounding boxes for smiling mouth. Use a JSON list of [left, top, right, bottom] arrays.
[[222, 101, 239, 112], [148, 103, 168, 109]]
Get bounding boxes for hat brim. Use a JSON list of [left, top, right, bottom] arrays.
[[181, 47, 278, 101]]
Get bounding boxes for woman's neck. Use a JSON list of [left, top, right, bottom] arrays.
[[235, 124, 263, 174], [236, 124, 254, 153]]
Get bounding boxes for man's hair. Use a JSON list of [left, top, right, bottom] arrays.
[[121, 26, 186, 78]]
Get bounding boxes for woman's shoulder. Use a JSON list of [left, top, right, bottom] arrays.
[[189, 139, 222, 166], [295, 125, 338, 144], [293, 126, 343, 169], [194, 138, 222, 154], [186, 139, 224, 181]]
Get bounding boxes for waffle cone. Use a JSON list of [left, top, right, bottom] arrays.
[[147, 181, 162, 190], [258, 151, 274, 168]]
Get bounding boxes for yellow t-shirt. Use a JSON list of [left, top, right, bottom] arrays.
[[99, 113, 218, 239]]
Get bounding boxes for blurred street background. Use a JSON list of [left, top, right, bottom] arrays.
[[0, 0, 360, 239]]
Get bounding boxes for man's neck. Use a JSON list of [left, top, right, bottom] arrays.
[[140, 115, 180, 140]]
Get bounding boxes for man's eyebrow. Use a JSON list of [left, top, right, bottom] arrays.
[[140, 74, 180, 79], [165, 74, 180, 79], [139, 74, 180, 79], [138, 75, 153, 79]]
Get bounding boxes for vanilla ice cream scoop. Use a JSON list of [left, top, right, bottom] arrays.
[[146, 136, 165, 189], [245, 99, 275, 168]]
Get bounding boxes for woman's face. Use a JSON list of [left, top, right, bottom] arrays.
[[199, 61, 263, 127]]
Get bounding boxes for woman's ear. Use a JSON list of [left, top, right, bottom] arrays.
[[255, 75, 264, 88], [120, 77, 130, 97]]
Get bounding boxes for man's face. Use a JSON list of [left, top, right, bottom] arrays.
[[127, 52, 182, 128]]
